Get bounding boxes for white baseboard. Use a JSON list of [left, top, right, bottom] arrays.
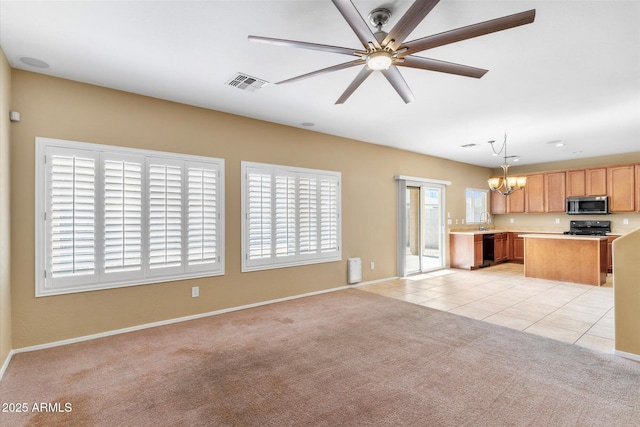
[[0, 350, 16, 381], [11, 277, 397, 357], [614, 349, 640, 362]]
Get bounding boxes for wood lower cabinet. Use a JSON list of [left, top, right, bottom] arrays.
[[494, 233, 508, 262], [607, 235, 619, 273], [450, 233, 483, 270], [509, 233, 525, 263]]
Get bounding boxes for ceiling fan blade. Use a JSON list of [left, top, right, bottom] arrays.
[[382, 0, 440, 50], [331, 0, 381, 50], [401, 9, 536, 54], [399, 56, 488, 79], [335, 66, 373, 104], [248, 36, 359, 56], [381, 66, 415, 104], [276, 59, 365, 85]]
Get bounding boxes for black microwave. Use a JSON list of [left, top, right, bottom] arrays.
[[566, 196, 609, 215]]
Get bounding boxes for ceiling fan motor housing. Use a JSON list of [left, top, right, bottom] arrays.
[[368, 8, 391, 30]]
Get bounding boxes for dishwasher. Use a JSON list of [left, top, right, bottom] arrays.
[[481, 234, 494, 268]]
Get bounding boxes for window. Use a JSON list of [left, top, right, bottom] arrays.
[[242, 162, 341, 272], [35, 137, 224, 296], [466, 188, 489, 223]]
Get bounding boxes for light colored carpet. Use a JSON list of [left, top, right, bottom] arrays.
[[1, 289, 639, 426]]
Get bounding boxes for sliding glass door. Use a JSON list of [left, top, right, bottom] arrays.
[[400, 181, 446, 276]]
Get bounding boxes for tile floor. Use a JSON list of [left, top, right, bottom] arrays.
[[358, 263, 615, 353]]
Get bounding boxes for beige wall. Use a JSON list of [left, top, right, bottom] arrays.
[[0, 48, 12, 367], [10, 70, 491, 348]]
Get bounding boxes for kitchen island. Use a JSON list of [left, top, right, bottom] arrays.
[[522, 234, 608, 286]]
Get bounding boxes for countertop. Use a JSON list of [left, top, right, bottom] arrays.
[[449, 230, 622, 236], [521, 233, 608, 241]]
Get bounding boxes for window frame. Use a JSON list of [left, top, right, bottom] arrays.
[[241, 161, 341, 272], [465, 188, 489, 224], [35, 137, 225, 297]]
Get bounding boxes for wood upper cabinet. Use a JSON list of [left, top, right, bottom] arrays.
[[490, 189, 506, 214], [566, 170, 586, 197], [636, 165, 640, 212], [508, 187, 526, 213], [586, 168, 607, 196], [489, 184, 525, 214], [545, 172, 566, 212], [525, 173, 545, 213], [608, 165, 635, 212]]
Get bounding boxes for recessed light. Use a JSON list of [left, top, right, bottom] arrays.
[[513, 157, 520, 162], [19, 57, 49, 68], [555, 142, 565, 147], [301, 122, 315, 127]]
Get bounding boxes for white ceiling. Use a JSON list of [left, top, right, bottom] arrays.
[[1, 0, 639, 167]]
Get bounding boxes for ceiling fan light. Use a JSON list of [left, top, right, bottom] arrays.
[[367, 51, 392, 70]]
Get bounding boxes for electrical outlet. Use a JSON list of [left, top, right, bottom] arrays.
[[555, 218, 560, 224], [456, 219, 459, 224], [192, 286, 199, 298], [370, 262, 375, 270], [461, 219, 465, 224], [623, 218, 629, 225], [447, 219, 452, 225], [510, 218, 514, 224]]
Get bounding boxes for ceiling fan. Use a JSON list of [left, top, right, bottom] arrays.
[[248, 0, 535, 104]]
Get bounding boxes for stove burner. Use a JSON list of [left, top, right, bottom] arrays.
[[563, 220, 611, 236]]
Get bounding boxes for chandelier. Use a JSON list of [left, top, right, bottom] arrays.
[[487, 134, 526, 196]]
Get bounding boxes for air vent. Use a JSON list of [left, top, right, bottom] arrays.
[[226, 73, 268, 92]]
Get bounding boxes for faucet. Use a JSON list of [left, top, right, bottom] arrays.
[[479, 212, 491, 230]]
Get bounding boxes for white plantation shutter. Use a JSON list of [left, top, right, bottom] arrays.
[[274, 172, 296, 259], [242, 162, 341, 272], [298, 176, 318, 256], [103, 155, 143, 277], [148, 159, 183, 272], [48, 148, 97, 286], [247, 168, 272, 264], [187, 162, 219, 270], [36, 138, 224, 297], [320, 176, 339, 255]]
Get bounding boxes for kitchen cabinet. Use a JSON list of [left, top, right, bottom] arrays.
[[450, 233, 483, 270], [490, 189, 506, 214], [566, 170, 586, 197], [636, 165, 640, 211], [545, 172, 566, 212], [586, 168, 607, 196], [494, 233, 508, 262], [509, 232, 525, 263], [508, 186, 526, 213], [607, 235, 619, 273], [489, 185, 525, 214], [608, 165, 635, 212], [525, 173, 545, 213]]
